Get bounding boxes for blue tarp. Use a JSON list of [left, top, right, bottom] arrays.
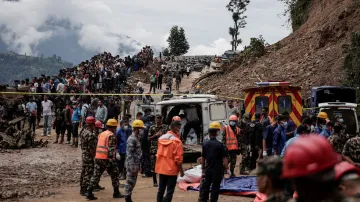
[[188, 176, 258, 193]]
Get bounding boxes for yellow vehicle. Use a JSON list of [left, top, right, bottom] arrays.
[[242, 82, 303, 126]]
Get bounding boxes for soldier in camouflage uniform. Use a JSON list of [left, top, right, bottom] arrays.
[[79, 116, 98, 196], [342, 136, 360, 165], [86, 119, 124, 200], [125, 120, 144, 202], [148, 114, 168, 187], [238, 113, 252, 175], [328, 123, 347, 154]]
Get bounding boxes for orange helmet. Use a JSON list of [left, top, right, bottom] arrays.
[[95, 120, 103, 129], [172, 116, 181, 122], [85, 116, 96, 124], [229, 115, 238, 121]]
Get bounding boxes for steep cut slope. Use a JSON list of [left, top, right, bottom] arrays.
[[200, 0, 360, 98]]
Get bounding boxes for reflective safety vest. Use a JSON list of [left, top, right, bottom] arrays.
[[95, 130, 113, 160], [225, 125, 240, 151]]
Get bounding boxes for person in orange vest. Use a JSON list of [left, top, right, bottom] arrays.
[[221, 115, 241, 177], [86, 119, 124, 200], [156, 116, 185, 202]]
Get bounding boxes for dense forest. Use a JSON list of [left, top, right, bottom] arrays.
[[0, 52, 73, 84]]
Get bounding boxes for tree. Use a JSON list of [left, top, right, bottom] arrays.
[[166, 25, 190, 56], [163, 48, 171, 57], [226, 0, 250, 51]]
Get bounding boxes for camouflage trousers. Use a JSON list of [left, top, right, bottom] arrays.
[[150, 154, 156, 172], [125, 171, 138, 196], [240, 149, 250, 174], [228, 150, 238, 174], [87, 159, 119, 191], [80, 161, 94, 193]]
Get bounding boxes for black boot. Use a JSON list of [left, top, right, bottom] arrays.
[[93, 184, 105, 192], [113, 186, 125, 198], [125, 195, 133, 202], [153, 173, 158, 187], [86, 189, 97, 200]]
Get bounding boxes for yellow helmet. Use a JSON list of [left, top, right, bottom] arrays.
[[317, 112, 328, 119], [196, 85, 201, 89], [209, 121, 221, 130], [106, 119, 118, 127], [132, 120, 145, 128]]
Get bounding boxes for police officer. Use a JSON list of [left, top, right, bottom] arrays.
[[249, 113, 263, 170], [222, 115, 240, 177], [86, 119, 124, 200], [251, 157, 289, 202], [282, 135, 356, 202], [199, 122, 229, 202], [148, 114, 168, 187], [239, 112, 251, 175], [80, 116, 98, 196], [125, 120, 144, 202]]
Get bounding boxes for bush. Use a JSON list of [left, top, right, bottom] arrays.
[[242, 35, 266, 58], [343, 32, 360, 102], [280, 0, 312, 31]]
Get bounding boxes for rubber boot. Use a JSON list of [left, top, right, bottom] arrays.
[[53, 134, 59, 144], [113, 186, 125, 198], [59, 134, 64, 144], [86, 189, 97, 200], [153, 173, 158, 187], [125, 195, 133, 202]]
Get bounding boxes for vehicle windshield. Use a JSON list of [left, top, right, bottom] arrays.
[[321, 108, 357, 135], [316, 88, 356, 104]]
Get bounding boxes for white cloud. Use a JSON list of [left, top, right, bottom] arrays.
[[0, 0, 290, 57], [187, 38, 232, 56]]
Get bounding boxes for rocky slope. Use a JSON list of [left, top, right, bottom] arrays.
[[199, 0, 360, 98]]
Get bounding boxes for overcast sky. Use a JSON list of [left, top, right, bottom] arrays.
[[0, 0, 291, 56]]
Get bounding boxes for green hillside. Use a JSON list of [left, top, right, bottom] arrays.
[[0, 52, 73, 84]]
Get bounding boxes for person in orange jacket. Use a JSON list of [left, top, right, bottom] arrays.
[[155, 117, 185, 202]]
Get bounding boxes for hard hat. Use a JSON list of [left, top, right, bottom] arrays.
[[95, 120, 102, 129], [229, 115, 238, 121], [172, 116, 181, 122], [132, 120, 145, 128], [106, 119, 118, 127], [282, 135, 340, 179], [317, 112, 328, 119], [196, 85, 200, 89], [85, 116, 96, 124], [209, 122, 221, 130], [335, 161, 360, 181]]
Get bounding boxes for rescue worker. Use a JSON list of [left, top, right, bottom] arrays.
[[156, 118, 184, 202], [314, 112, 328, 134], [80, 116, 98, 196], [263, 116, 278, 157], [320, 121, 334, 138], [86, 119, 124, 200], [328, 123, 347, 154], [222, 115, 240, 177], [194, 85, 203, 94], [273, 115, 287, 156], [199, 122, 229, 202], [95, 120, 103, 134], [124, 120, 144, 202], [249, 113, 263, 170], [280, 124, 309, 157], [282, 135, 356, 202], [342, 135, 360, 165], [335, 161, 360, 198], [252, 157, 289, 202], [148, 114, 168, 187], [239, 112, 251, 175]]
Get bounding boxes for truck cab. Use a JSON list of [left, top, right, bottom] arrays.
[[318, 102, 359, 135]]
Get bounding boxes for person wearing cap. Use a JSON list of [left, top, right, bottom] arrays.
[[252, 157, 289, 202], [199, 122, 229, 202], [281, 135, 356, 202], [222, 115, 241, 177], [194, 85, 203, 94], [148, 114, 168, 187], [79, 116, 100, 196], [314, 112, 328, 134], [335, 161, 360, 198], [86, 119, 124, 200], [156, 118, 184, 202], [124, 120, 145, 202], [280, 124, 309, 157]]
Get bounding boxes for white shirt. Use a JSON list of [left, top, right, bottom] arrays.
[[41, 100, 53, 116], [56, 83, 65, 93], [137, 81, 143, 88], [186, 66, 191, 72], [34, 82, 39, 88]]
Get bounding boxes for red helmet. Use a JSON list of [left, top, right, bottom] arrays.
[[85, 116, 96, 124], [335, 161, 360, 180], [229, 115, 238, 121], [172, 116, 181, 122], [95, 120, 103, 129], [282, 135, 341, 179]]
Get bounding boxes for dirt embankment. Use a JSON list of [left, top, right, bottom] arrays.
[[199, 0, 360, 97]]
